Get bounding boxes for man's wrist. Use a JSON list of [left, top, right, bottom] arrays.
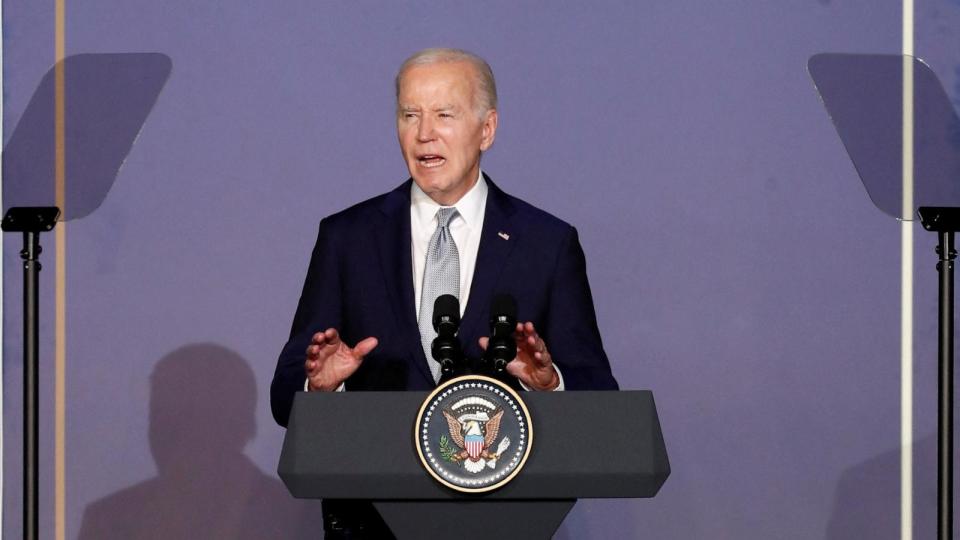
[[304, 378, 346, 392], [519, 365, 565, 392]]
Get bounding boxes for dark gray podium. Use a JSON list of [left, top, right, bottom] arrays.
[[279, 390, 669, 539]]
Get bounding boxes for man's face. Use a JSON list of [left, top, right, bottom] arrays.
[[397, 61, 497, 206]]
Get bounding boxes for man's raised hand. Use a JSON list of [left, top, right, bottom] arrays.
[[304, 328, 378, 391], [479, 321, 560, 391]]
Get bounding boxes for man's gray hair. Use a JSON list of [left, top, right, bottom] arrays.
[[395, 48, 498, 114]]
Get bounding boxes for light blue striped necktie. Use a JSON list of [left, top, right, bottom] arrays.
[[417, 207, 460, 382]]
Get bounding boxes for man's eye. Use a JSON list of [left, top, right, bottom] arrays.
[[439, 113, 453, 118]]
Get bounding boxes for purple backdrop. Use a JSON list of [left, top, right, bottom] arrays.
[[4, 1, 960, 538]]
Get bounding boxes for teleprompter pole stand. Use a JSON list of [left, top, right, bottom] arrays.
[[1, 207, 60, 540], [918, 207, 960, 540]]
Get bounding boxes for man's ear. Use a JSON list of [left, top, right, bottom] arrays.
[[480, 109, 498, 152]]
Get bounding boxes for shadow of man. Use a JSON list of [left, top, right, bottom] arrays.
[[78, 343, 318, 539]]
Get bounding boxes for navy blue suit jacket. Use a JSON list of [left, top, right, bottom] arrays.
[[271, 176, 618, 427]]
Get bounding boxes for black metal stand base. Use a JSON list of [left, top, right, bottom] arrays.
[[2, 207, 60, 540], [919, 207, 959, 540], [21, 230, 40, 540]]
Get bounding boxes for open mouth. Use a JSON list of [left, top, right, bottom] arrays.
[[417, 154, 446, 168]]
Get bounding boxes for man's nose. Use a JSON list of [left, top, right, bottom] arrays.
[[417, 116, 436, 141]]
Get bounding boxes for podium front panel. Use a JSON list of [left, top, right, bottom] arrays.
[[279, 390, 669, 500]]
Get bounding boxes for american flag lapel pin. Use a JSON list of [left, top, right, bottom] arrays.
[[497, 231, 510, 241]]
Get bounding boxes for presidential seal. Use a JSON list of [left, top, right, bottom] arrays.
[[414, 375, 533, 493]]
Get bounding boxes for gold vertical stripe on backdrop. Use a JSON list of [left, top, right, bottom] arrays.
[[54, 0, 67, 538]]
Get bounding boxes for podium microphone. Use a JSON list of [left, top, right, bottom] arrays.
[[432, 294, 463, 382], [486, 294, 517, 376]]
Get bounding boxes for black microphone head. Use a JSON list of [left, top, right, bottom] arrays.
[[490, 293, 517, 325], [487, 293, 517, 374], [432, 294, 461, 332]]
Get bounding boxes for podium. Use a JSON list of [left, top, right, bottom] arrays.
[[279, 390, 670, 539]]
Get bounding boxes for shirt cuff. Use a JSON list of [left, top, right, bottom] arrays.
[[518, 364, 565, 392], [304, 379, 346, 392]]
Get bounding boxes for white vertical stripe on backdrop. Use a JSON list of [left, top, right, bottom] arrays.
[[900, 1, 915, 539]]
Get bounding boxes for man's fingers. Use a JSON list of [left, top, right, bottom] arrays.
[[304, 333, 373, 391], [478, 336, 489, 350], [324, 328, 340, 344], [505, 359, 525, 379], [353, 336, 379, 358], [514, 322, 539, 340], [517, 329, 546, 352], [311, 328, 341, 346], [307, 339, 335, 360], [510, 321, 552, 368]]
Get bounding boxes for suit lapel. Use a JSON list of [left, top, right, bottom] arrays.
[[375, 181, 435, 383], [459, 176, 517, 344]]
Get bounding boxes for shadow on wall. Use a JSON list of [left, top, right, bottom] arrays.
[[77, 343, 318, 539], [826, 433, 940, 539]]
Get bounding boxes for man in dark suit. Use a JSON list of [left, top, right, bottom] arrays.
[[271, 48, 618, 538]]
